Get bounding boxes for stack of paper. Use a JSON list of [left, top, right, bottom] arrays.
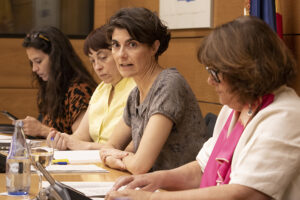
[[0, 135, 11, 140], [42, 181, 116, 199], [54, 150, 102, 164], [46, 164, 108, 173]]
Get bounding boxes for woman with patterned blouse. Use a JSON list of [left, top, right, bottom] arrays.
[[21, 26, 97, 138]]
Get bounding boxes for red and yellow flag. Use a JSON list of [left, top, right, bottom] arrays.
[[244, 0, 283, 38], [275, 0, 283, 38]]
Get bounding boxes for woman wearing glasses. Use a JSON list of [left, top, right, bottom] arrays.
[[22, 26, 97, 138], [99, 7, 208, 174], [106, 16, 300, 200]]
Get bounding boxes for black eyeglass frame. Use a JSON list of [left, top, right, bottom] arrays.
[[205, 66, 221, 83]]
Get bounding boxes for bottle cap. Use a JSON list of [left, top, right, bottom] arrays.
[[15, 120, 24, 128]]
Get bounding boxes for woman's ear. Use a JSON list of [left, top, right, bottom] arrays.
[[151, 40, 160, 56]]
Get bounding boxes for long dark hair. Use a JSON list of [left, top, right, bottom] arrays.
[[23, 26, 97, 120]]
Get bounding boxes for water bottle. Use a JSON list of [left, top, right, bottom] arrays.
[[6, 120, 31, 195]]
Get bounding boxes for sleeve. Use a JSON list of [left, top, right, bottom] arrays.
[[67, 83, 93, 125], [196, 106, 231, 172], [123, 88, 136, 127], [196, 137, 217, 172], [229, 108, 300, 199], [148, 74, 187, 124]]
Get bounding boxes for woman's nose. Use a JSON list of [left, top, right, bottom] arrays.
[[118, 46, 127, 59], [94, 61, 103, 70], [207, 75, 216, 86], [32, 64, 38, 72]]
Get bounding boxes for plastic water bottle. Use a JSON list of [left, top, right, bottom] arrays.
[[6, 120, 31, 195]]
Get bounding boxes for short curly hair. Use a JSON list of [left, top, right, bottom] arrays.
[[106, 7, 171, 60], [198, 16, 297, 104]]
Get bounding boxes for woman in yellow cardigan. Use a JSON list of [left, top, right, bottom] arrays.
[[47, 25, 135, 150]]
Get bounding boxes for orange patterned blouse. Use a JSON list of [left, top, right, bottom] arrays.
[[42, 82, 94, 134]]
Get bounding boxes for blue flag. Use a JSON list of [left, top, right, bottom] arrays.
[[250, 0, 277, 32]]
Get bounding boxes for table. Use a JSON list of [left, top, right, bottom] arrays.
[[0, 162, 129, 199], [0, 139, 129, 200], [0, 131, 129, 199]]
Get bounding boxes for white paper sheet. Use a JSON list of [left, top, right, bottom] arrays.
[[54, 150, 102, 164], [0, 135, 11, 140], [32, 164, 108, 173], [42, 181, 115, 199]]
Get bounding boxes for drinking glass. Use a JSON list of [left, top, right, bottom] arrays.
[[29, 140, 54, 198]]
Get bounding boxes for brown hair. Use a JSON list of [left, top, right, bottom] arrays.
[[198, 16, 297, 104], [106, 7, 171, 60], [83, 25, 111, 56]]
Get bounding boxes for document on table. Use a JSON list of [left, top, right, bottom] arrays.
[[0, 135, 11, 140], [42, 181, 116, 199], [54, 150, 102, 163], [32, 164, 108, 173]]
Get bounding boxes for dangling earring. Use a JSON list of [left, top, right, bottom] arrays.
[[247, 104, 253, 116]]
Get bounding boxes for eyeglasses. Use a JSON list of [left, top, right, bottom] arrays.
[[205, 66, 220, 83], [26, 32, 50, 42]]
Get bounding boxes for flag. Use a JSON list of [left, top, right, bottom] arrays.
[[249, 0, 277, 32], [275, 0, 283, 38], [244, 0, 250, 16]]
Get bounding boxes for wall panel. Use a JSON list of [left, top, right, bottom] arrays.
[[284, 35, 300, 94], [199, 102, 222, 116], [94, 0, 122, 28], [120, 0, 158, 11], [281, 0, 300, 34], [0, 89, 38, 124], [0, 38, 32, 88], [213, 0, 244, 27], [159, 37, 219, 103]]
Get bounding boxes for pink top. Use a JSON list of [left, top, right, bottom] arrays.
[[200, 94, 274, 188]]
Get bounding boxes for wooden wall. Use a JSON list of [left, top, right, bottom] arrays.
[[282, 1, 300, 93], [0, 0, 299, 124], [93, 0, 300, 115]]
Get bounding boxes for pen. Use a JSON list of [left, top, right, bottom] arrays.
[[55, 162, 68, 165], [52, 159, 69, 164]]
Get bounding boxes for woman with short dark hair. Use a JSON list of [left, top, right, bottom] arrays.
[[100, 7, 207, 174], [22, 26, 97, 138], [47, 25, 136, 150], [106, 16, 300, 200]]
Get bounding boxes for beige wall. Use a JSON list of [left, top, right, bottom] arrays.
[[0, 0, 299, 123]]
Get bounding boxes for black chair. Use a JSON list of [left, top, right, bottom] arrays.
[[204, 112, 217, 138]]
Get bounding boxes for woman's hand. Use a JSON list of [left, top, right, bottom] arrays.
[[100, 148, 129, 162], [105, 156, 127, 171], [100, 148, 130, 170], [47, 129, 67, 150], [106, 189, 153, 200], [22, 116, 50, 137], [111, 172, 162, 192]]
